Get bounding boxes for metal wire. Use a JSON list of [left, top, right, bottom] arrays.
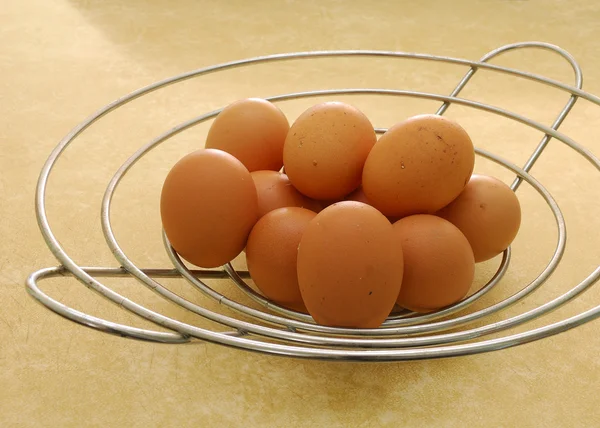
[[26, 42, 600, 360]]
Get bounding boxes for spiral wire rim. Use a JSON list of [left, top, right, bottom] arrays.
[[26, 42, 600, 360]]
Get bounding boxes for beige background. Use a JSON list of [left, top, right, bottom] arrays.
[[2, 0, 600, 426]]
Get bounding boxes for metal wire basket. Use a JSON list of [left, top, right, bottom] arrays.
[[26, 41, 600, 361]]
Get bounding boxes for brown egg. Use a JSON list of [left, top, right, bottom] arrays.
[[160, 149, 258, 268], [245, 207, 316, 312], [436, 174, 521, 262], [362, 114, 475, 217], [250, 170, 321, 218], [344, 186, 372, 205], [346, 187, 401, 223], [283, 102, 377, 200], [297, 201, 404, 328], [393, 215, 474, 312], [322, 184, 373, 209], [319, 196, 345, 210], [205, 98, 290, 172]]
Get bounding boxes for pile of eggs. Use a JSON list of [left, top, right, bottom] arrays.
[[161, 98, 521, 328]]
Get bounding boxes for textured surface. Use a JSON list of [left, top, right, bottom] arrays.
[[2, 0, 600, 426]]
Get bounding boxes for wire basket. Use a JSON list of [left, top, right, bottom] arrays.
[[26, 41, 600, 361]]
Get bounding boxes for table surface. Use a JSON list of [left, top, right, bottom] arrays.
[[2, 1, 600, 426]]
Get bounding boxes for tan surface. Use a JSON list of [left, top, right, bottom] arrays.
[[2, 0, 600, 426]]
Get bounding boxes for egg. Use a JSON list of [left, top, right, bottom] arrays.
[[344, 186, 372, 205], [283, 102, 377, 200], [250, 170, 321, 218], [245, 207, 316, 312], [205, 98, 290, 172], [436, 174, 521, 262], [345, 187, 402, 223], [297, 201, 404, 328], [160, 149, 258, 268], [319, 196, 345, 210], [393, 215, 475, 312], [362, 114, 475, 217]]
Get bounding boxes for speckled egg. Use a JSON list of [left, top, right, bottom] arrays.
[[362, 114, 475, 217], [283, 102, 377, 200], [297, 201, 404, 328]]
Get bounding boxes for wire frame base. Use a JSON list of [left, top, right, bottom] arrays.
[[26, 42, 600, 361]]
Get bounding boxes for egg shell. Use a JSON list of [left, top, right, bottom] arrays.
[[297, 201, 404, 328], [319, 196, 345, 210], [246, 207, 316, 312], [160, 149, 258, 268], [205, 98, 290, 172], [250, 170, 321, 218], [436, 174, 521, 262], [345, 187, 401, 223], [344, 186, 372, 204], [362, 114, 475, 217], [393, 214, 475, 311], [283, 102, 377, 200]]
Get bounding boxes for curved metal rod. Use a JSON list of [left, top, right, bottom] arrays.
[[38, 91, 590, 353], [29, 46, 600, 359], [26, 267, 190, 344], [434, 41, 583, 191], [48, 91, 583, 347], [224, 248, 510, 325], [436, 41, 582, 116], [25, 261, 600, 360]]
